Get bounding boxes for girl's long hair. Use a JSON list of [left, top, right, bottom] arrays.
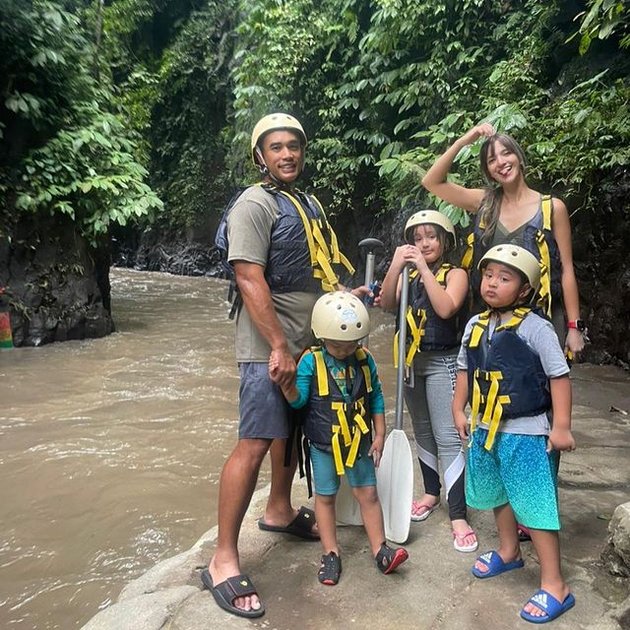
[[477, 134, 527, 245]]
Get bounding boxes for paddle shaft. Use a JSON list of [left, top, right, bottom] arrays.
[[395, 265, 410, 430]]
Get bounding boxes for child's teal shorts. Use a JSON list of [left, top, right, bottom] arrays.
[[466, 429, 561, 530], [310, 440, 377, 496]]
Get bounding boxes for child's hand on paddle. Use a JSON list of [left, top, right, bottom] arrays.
[[369, 434, 385, 467]]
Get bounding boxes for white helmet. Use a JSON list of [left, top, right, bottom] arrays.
[[404, 210, 456, 246], [251, 113, 307, 166], [479, 244, 541, 290], [311, 291, 370, 342]]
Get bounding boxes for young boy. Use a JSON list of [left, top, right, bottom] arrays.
[[452, 244, 576, 624], [270, 291, 408, 585]]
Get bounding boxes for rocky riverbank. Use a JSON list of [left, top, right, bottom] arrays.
[[82, 364, 630, 630]]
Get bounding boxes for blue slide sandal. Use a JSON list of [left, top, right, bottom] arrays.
[[471, 550, 524, 579]]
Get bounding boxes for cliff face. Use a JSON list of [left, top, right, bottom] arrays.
[[572, 167, 630, 367], [0, 215, 113, 347]]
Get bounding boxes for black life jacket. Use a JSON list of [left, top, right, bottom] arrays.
[[462, 195, 562, 317], [303, 346, 373, 475], [465, 307, 551, 450], [214, 184, 354, 318]]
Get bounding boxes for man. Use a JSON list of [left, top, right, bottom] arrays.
[[202, 113, 363, 618]]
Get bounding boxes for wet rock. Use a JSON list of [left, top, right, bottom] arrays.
[[0, 215, 114, 347], [602, 502, 630, 578]]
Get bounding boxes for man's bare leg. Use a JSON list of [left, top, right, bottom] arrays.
[[260, 437, 302, 526], [208, 437, 270, 612]]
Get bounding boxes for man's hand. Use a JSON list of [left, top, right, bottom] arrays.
[[268, 347, 296, 389]]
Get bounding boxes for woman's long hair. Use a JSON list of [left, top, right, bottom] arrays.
[[478, 134, 527, 245]]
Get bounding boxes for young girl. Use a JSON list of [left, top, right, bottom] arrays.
[[421, 123, 586, 358], [452, 244, 575, 624], [380, 210, 477, 553], [271, 291, 409, 585]]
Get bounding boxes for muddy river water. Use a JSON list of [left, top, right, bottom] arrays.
[[1, 268, 628, 629]]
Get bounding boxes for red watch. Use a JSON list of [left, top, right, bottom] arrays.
[[567, 319, 586, 332]]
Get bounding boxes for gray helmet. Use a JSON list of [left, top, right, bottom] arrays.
[[311, 291, 370, 341]]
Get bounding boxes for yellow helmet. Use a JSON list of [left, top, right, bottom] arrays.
[[251, 113, 307, 166], [478, 244, 541, 290], [311, 291, 370, 342], [404, 210, 456, 246]]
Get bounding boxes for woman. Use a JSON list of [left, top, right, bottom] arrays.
[[421, 123, 585, 356]]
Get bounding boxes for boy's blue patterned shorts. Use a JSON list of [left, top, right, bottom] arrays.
[[466, 429, 561, 530]]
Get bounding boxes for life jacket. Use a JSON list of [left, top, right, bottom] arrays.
[[466, 307, 551, 451], [303, 346, 373, 476], [393, 263, 465, 368], [461, 195, 562, 316], [215, 183, 355, 318]]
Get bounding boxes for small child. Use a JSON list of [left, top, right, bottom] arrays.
[[270, 291, 408, 585], [380, 210, 476, 553], [452, 244, 576, 624]]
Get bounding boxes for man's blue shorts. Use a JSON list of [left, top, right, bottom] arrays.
[[466, 429, 561, 530], [310, 440, 377, 496], [238, 362, 290, 439]]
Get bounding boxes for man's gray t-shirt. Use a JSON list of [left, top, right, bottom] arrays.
[[227, 185, 319, 362], [456, 311, 570, 435]]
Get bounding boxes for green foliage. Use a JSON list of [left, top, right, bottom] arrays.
[[569, 0, 630, 54], [0, 0, 161, 243], [16, 107, 162, 237], [3, 0, 628, 249]]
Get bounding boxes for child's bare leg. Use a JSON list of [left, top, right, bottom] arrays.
[[473, 503, 521, 574], [352, 485, 385, 555], [315, 493, 338, 554], [523, 529, 571, 618]]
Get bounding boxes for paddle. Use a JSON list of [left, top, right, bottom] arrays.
[[376, 264, 414, 543], [336, 237, 384, 527]]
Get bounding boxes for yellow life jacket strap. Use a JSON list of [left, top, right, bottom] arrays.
[[533, 195, 553, 316], [392, 306, 426, 369], [310, 195, 356, 276], [468, 310, 491, 348], [279, 191, 354, 292], [461, 231, 475, 270], [312, 348, 329, 396], [331, 398, 370, 475], [471, 368, 511, 451], [495, 306, 530, 332], [331, 427, 345, 475], [355, 347, 373, 393]]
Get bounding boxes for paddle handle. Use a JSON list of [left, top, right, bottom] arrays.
[[395, 265, 410, 430]]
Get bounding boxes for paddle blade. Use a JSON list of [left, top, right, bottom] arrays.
[[376, 429, 414, 543], [335, 475, 363, 526]]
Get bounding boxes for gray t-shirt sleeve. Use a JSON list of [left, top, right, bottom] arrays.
[[519, 314, 570, 379], [226, 187, 277, 266], [456, 316, 478, 371]]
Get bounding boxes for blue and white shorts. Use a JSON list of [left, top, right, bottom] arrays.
[[466, 429, 561, 530]]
